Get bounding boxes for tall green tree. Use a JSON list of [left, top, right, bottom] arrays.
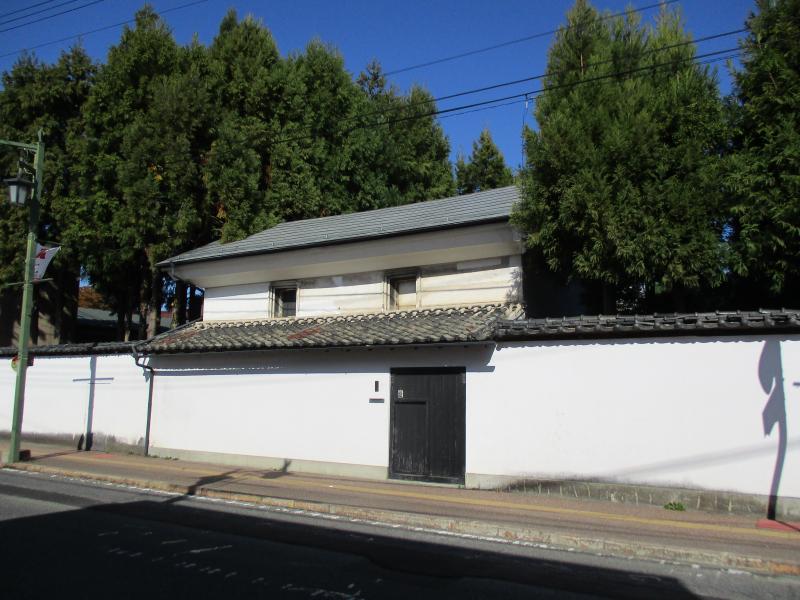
[[725, 0, 800, 298], [68, 6, 210, 338], [204, 16, 455, 243], [204, 10, 284, 242], [455, 129, 514, 194], [350, 61, 454, 208], [0, 47, 96, 340], [512, 1, 728, 311]]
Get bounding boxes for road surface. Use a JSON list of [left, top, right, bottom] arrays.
[[0, 468, 796, 599]]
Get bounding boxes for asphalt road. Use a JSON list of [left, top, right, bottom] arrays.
[[0, 469, 797, 600]]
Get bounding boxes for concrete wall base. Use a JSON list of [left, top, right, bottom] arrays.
[[148, 446, 388, 481], [0, 431, 144, 455], [466, 473, 800, 520]]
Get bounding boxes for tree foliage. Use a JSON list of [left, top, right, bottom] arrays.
[[8, 1, 796, 331], [0, 47, 96, 285], [63, 7, 213, 337], [726, 0, 800, 295], [455, 129, 514, 194], [512, 1, 729, 310], [0, 7, 457, 339]]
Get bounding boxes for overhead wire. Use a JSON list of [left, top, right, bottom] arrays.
[[0, 0, 66, 21], [0, 0, 209, 60], [0, 2, 746, 154], [385, 0, 681, 76], [0, 0, 84, 27], [336, 27, 747, 128], [0, 0, 108, 34], [274, 45, 743, 146], [436, 50, 742, 123]]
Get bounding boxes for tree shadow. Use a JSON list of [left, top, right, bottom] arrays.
[[759, 339, 788, 521], [164, 469, 242, 504], [25, 449, 80, 461], [0, 495, 704, 599], [260, 459, 292, 479], [163, 461, 295, 504]]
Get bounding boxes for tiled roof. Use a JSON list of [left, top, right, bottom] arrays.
[[0, 341, 135, 358], [3, 308, 797, 359], [158, 185, 519, 267], [138, 305, 521, 354], [495, 310, 800, 340]]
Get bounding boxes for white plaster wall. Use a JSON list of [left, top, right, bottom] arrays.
[[468, 335, 800, 498], [298, 272, 385, 316], [203, 283, 270, 321], [149, 346, 492, 468], [175, 222, 523, 288], [0, 356, 22, 432], [3, 333, 797, 501], [421, 256, 521, 307], [0, 354, 148, 448], [88, 355, 150, 447], [201, 257, 520, 321]]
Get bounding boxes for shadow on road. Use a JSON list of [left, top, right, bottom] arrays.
[[0, 488, 701, 599]]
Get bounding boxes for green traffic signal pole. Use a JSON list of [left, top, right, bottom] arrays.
[[2, 131, 44, 464]]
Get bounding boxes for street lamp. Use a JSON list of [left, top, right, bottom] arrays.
[[4, 175, 32, 206], [1, 130, 44, 464]]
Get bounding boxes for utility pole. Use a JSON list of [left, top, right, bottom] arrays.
[[2, 130, 44, 464]]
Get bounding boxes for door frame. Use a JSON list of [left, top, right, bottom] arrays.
[[388, 367, 466, 484]]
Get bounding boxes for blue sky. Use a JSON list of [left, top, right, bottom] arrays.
[[1, 0, 755, 171]]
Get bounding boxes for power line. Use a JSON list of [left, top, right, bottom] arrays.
[[0, 0, 83, 27], [348, 28, 746, 128], [276, 46, 742, 146], [0, 0, 210, 60], [0, 0, 65, 21], [0, 0, 107, 34], [385, 0, 681, 76], [436, 50, 742, 123]]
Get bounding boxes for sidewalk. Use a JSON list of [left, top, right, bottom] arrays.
[[3, 441, 799, 576]]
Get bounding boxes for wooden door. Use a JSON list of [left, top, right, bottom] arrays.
[[389, 368, 465, 484]]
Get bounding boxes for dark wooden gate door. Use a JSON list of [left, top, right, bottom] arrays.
[[389, 368, 465, 484]]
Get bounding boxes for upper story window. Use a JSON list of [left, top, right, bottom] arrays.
[[387, 273, 418, 310], [272, 284, 297, 318]]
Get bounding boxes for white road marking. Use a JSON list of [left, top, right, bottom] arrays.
[[189, 545, 233, 554]]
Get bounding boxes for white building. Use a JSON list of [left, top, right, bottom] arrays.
[[2, 185, 799, 517]]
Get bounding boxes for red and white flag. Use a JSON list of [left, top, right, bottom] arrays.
[[33, 243, 60, 280]]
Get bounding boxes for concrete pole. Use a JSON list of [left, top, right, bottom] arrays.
[[5, 131, 44, 464]]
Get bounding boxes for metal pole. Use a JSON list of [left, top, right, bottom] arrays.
[[5, 131, 43, 464]]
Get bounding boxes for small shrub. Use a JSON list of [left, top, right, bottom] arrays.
[[664, 501, 686, 511]]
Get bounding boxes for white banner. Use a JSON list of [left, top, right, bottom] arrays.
[[33, 244, 60, 281]]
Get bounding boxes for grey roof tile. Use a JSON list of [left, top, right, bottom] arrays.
[[0, 341, 136, 358], [494, 310, 800, 340], [159, 185, 520, 267], [138, 305, 516, 354], [5, 308, 796, 359]]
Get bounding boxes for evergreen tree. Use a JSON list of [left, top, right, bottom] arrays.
[[455, 129, 514, 194], [205, 18, 455, 243], [69, 6, 209, 338], [0, 47, 96, 339], [512, 1, 728, 311], [351, 63, 454, 208], [726, 0, 800, 297], [2, 9, 460, 338], [204, 10, 283, 242]]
